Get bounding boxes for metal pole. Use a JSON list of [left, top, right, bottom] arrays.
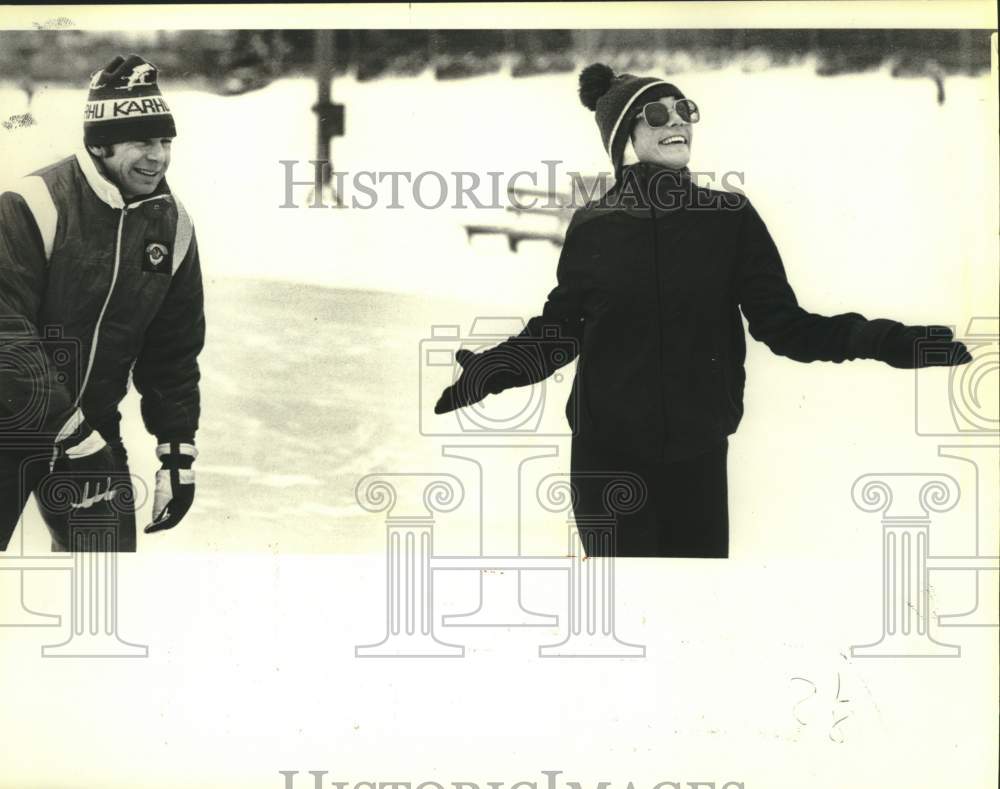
[[315, 30, 333, 188]]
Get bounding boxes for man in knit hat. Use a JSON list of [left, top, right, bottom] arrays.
[[0, 55, 205, 552], [436, 63, 972, 559]]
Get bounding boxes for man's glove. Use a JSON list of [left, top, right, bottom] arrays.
[[433, 349, 507, 415], [145, 442, 197, 534], [34, 411, 135, 553], [848, 319, 973, 369], [50, 409, 108, 473]]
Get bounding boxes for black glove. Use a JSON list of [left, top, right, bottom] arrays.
[[145, 441, 197, 534], [434, 349, 506, 415], [849, 320, 973, 369]]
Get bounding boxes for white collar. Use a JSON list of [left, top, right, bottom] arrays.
[[75, 145, 125, 209]]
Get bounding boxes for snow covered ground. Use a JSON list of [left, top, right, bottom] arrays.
[[1, 62, 996, 552]]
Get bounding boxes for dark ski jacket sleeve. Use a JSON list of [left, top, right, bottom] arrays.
[[736, 198, 868, 363], [474, 214, 592, 393], [0, 189, 76, 436], [132, 226, 205, 445]]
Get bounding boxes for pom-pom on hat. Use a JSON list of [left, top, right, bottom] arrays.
[[84, 54, 176, 146], [579, 63, 684, 175]]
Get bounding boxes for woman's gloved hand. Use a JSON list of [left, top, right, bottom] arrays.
[[434, 349, 500, 415], [849, 319, 973, 369]]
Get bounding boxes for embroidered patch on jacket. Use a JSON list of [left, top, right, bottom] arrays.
[[143, 240, 172, 274]]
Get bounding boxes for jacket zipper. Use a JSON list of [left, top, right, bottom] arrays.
[[73, 194, 170, 408], [648, 198, 669, 458]]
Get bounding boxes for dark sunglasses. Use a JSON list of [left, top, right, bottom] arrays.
[[633, 99, 700, 127]]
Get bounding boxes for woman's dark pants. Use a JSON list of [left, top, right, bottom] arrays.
[[570, 435, 729, 558]]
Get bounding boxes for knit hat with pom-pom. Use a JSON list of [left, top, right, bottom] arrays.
[[578, 63, 684, 175], [84, 54, 176, 146]]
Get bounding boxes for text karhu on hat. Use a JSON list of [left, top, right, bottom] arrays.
[[84, 54, 177, 146]]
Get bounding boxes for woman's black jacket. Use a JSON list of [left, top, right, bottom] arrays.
[[474, 161, 873, 463]]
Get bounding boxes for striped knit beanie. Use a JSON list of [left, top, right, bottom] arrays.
[[84, 55, 176, 146], [578, 63, 684, 175]]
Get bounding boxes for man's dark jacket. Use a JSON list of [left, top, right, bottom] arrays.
[[476, 161, 874, 463], [0, 150, 204, 447]]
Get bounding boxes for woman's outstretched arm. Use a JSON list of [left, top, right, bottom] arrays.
[[736, 198, 970, 367], [434, 222, 590, 415]]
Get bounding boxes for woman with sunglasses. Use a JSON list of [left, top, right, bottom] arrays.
[[435, 63, 971, 559]]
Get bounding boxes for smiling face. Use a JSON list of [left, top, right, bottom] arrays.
[[629, 96, 693, 170], [90, 137, 172, 199]]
